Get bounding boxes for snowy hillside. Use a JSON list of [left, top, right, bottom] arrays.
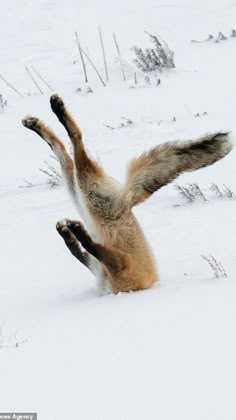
[[1, 1, 236, 419]]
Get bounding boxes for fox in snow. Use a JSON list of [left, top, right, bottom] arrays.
[[22, 94, 233, 294]]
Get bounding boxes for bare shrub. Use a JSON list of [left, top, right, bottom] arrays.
[[201, 254, 227, 278], [175, 182, 207, 203], [104, 116, 134, 130], [222, 184, 236, 199], [188, 183, 207, 202], [132, 32, 175, 73], [0, 94, 7, 111], [210, 183, 235, 200], [210, 183, 223, 198], [39, 155, 63, 188], [0, 322, 27, 349], [176, 182, 235, 204], [191, 29, 236, 44], [175, 184, 195, 203], [19, 155, 63, 190]]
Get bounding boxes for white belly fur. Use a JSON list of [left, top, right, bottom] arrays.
[[73, 174, 101, 242], [73, 176, 111, 294]]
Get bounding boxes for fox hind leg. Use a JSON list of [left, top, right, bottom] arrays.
[[50, 94, 82, 145], [50, 95, 121, 223], [50, 94, 103, 180]]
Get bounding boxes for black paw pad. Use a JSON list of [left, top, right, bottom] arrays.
[[67, 221, 82, 229]]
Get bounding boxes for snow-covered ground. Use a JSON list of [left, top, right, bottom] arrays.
[[1, 1, 236, 419]]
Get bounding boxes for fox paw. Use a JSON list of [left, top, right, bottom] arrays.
[[22, 115, 40, 130], [50, 94, 65, 117], [56, 219, 69, 232]]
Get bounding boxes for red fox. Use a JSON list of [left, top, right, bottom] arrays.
[[22, 95, 233, 294]]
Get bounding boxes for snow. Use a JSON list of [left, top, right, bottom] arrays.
[[1, 0, 236, 419]]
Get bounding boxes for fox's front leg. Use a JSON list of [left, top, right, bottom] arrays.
[[63, 219, 126, 274], [22, 116, 74, 195], [56, 221, 90, 269]]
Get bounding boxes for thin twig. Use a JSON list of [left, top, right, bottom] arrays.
[[113, 32, 126, 81], [80, 47, 106, 86], [0, 74, 23, 98], [75, 32, 88, 83], [19, 179, 34, 189], [25, 65, 43, 94], [98, 27, 109, 81], [31, 66, 54, 92], [184, 105, 194, 117]]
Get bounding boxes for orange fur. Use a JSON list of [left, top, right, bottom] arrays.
[[22, 95, 233, 294]]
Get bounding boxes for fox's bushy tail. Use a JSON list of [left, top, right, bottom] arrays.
[[124, 132, 233, 207]]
